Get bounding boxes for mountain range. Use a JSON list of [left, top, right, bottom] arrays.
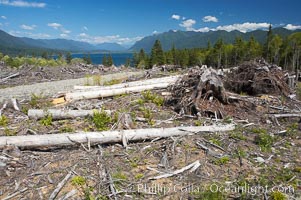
[[0, 29, 126, 55], [130, 27, 301, 52], [0, 27, 300, 55]]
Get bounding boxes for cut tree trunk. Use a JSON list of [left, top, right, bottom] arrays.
[[66, 82, 173, 101], [73, 75, 181, 90], [28, 109, 111, 120], [0, 124, 235, 149]]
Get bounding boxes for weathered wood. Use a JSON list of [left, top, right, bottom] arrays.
[[66, 82, 172, 101], [73, 75, 180, 90], [0, 72, 20, 83], [0, 125, 235, 149], [28, 109, 111, 120], [272, 113, 301, 118]]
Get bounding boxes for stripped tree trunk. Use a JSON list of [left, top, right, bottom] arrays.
[[28, 109, 111, 120], [74, 75, 180, 90], [0, 125, 235, 149], [66, 82, 173, 101]]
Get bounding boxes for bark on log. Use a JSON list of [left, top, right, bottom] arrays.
[[28, 109, 111, 120], [66, 82, 172, 101], [73, 75, 180, 91], [0, 125, 235, 149]]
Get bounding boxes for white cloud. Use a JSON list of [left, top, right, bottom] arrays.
[[77, 33, 142, 45], [1, 15, 7, 19], [48, 22, 62, 29], [171, 14, 180, 20], [79, 33, 88, 37], [179, 19, 196, 31], [202, 15, 218, 23], [284, 24, 301, 30], [0, 0, 46, 8], [9, 30, 50, 38], [61, 29, 71, 34], [215, 22, 270, 33], [152, 30, 159, 35], [60, 33, 69, 38], [82, 26, 88, 31], [194, 27, 211, 32], [20, 24, 36, 30]]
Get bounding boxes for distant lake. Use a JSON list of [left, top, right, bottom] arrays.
[[71, 53, 133, 66]]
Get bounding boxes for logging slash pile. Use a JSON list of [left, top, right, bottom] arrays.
[[167, 67, 228, 118], [167, 60, 292, 119], [225, 59, 291, 96]]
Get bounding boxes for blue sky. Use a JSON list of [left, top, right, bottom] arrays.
[[0, 0, 300, 46]]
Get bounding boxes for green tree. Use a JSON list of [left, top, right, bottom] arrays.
[[246, 36, 261, 61], [232, 37, 246, 65], [125, 58, 131, 67], [102, 55, 108, 66], [66, 52, 72, 64], [270, 34, 283, 65], [107, 54, 113, 66], [41, 51, 48, 59], [83, 54, 92, 64], [288, 32, 301, 71], [150, 40, 165, 67]]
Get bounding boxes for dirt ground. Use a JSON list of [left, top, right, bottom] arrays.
[[0, 64, 300, 200]]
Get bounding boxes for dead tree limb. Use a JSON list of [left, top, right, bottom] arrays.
[[0, 125, 235, 150], [28, 109, 111, 120]]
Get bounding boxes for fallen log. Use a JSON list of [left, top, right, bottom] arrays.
[[66, 82, 172, 101], [28, 109, 111, 120], [0, 124, 235, 149], [73, 75, 180, 91], [272, 113, 301, 118], [0, 72, 20, 83]]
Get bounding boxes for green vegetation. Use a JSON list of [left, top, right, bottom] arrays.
[[214, 156, 230, 165], [71, 176, 96, 200], [191, 187, 226, 200], [270, 191, 287, 200], [92, 110, 112, 131], [92, 75, 102, 85], [0, 115, 8, 126], [102, 54, 113, 66], [103, 78, 122, 86], [133, 29, 301, 71], [139, 106, 155, 125], [252, 128, 274, 151], [141, 90, 164, 106], [39, 114, 53, 126]]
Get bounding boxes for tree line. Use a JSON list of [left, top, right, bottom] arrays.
[[133, 26, 301, 71]]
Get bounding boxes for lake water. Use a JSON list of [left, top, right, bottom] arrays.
[[71, 53, 133, 66]]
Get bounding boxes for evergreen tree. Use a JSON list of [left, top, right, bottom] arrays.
[[66, 52, 72, 64], [41, 51, 48, 59], [83, 54, 92, 64], [150, 40, 165, 67], [107, 54, 113, 66], [102, 55, 108, 66]]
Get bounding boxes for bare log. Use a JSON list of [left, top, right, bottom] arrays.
[[28, 109, 111, 120], [272, 113, 301, 118], [0, 72, 20, 83], [73, 75, 180, 91], [66, 82, 172, 101], [0, 125, 235, 149]]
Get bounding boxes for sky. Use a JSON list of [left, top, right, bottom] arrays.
[[0, 0, 301, 46]]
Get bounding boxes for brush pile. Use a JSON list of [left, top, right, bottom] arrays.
[[224, 59, 291, 96]]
